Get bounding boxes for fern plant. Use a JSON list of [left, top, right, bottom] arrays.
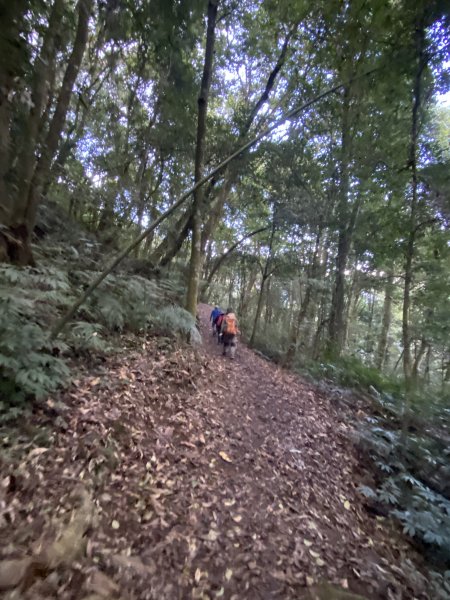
[[0, 250, 200, 405], [356, 410, 450, 559], [152, 305, 199, 341], [0, 296, 70, 407]]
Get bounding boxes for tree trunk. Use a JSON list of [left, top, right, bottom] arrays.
[[0, 0, 28, 260], [51, 78, 362, 338], [283, 226, 323, 367], [15, 0, 64, 221], [264, 277, 273, 329], [249, 273, 268, 347], [412, 338, 428, 383], [249, 220, 276, 347], [1, 0, 92, 265], [238, 261, 258, 317], [283, 287, 311, 367], [158, 22, 298, 273], [185, 0, 219, 316], [327, 85, 353, 356], [375, 268, 394, 370], [423, 344, 432, 385], [402, 18, 426, 387]]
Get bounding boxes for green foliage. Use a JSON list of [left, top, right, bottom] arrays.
[[68, 322, 109, 353], [355, 388, 450, 561], [0, 294, 70, 408], [302, 355, 403, 396], [300, 351, 450, 567], [152, 305, 200, 342], [247, 322, 287, 362], [0, 255, 199, 406]]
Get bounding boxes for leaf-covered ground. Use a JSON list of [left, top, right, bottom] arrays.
[[0, 304, 433, 599]]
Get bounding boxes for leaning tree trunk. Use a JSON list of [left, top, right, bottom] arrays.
[[51, 78, 366, 338], [153, 23, 299, 273]]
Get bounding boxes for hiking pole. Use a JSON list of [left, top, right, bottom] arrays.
[[50, 68, 378, 340]]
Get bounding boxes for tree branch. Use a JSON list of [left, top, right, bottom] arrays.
[[50, 68, 378, 339]]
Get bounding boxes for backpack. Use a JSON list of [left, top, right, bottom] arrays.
[[222, 314, 237, 335]]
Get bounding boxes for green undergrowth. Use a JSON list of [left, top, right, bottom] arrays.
[[354, 386, 450, 569], [297, 354, 450, 580], [0, 213, 198, 416], [299, 355, 403, 396]]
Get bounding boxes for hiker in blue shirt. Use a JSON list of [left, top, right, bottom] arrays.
[[210, 306, 221, 336]]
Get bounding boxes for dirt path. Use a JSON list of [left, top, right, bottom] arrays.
[[0, 305, 426, 599]]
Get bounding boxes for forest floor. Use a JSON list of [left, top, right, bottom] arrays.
[[0, 304, 432, 600]]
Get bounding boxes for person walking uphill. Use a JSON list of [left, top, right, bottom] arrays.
[[221, 308, 239, 359], [210, 306, 221, 336]]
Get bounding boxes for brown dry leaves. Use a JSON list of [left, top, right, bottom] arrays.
[[0, 309, 432, 599]]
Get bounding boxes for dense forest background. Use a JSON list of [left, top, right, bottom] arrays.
[[1, 0, 450, 584]]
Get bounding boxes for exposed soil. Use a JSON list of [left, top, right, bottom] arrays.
[[0, 304, 431, 599]]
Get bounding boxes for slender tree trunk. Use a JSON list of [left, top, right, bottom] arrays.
[[412, 338, 428, 383], [157, 23, 298, 272], [327, 86, 352, 356], [52, 77, 365, 338], [402, 17, 426, 387], [376, 268, 394, 370], [3, 0, 92, 265], [239, 261, 258, 317], [185, 0, 219, 316], [249, 220, 276, 347], [423, 344, 432, 385], [16, 0, 64, 217], [283, 288, 312, 367], [227, 273, 235, 309], [249, 273, 269, 347], [365, 290, 376, 354], [264, 277, 273, 328], [283, 226, 323, 366], [343, 268, 358, 351]]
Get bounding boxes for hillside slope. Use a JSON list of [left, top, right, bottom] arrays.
[[0, 304, 433, 599]]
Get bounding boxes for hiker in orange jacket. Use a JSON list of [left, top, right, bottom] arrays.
[[221, 308, 239, 359]]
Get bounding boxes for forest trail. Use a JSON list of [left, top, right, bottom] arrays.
[[0, 305, 423, 600]]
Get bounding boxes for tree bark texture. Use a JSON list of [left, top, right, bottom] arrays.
[[185, 0, 219, 316], [0, 0, 92, 265], [327, 85, 353, 356], [375, 268, 394, 370], [283, 226, 323, 367], [249, 220, 276, 347], [402, 17, 426, 386]]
